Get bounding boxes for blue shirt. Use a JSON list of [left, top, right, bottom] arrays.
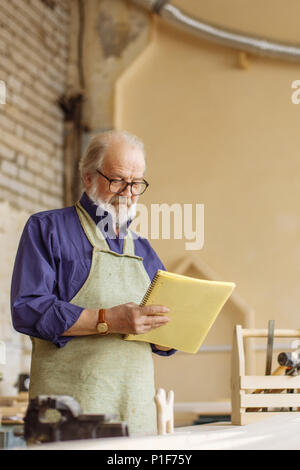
[[11, 192, 176, 356]]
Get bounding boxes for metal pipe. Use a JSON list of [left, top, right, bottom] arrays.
[[130, 0, 300, 62]]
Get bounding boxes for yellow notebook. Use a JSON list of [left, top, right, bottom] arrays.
[[125, 270, 235, 354]]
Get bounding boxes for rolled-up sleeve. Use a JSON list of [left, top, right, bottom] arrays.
[[151, 344, 177, 356], [10, 216, 83, 347]]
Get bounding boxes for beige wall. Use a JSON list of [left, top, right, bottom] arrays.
[[115, 0, 300, 402]]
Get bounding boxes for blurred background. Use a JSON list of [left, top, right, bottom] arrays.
[[1, 0, 300, 426]]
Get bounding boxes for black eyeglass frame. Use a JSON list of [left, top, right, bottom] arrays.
[[96, 169, 149, 196]]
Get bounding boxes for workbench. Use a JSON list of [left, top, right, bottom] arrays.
[[14, 414, 300, 450]]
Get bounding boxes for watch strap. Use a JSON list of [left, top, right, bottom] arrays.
[[98, 308, 106, 323], [97, 308, 108, 335]]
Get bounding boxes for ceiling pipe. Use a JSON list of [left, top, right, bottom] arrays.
[[130, 0, 300, 62]]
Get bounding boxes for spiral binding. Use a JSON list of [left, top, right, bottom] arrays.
[[140, 270, 160, 306]]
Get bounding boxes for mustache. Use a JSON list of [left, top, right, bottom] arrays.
[[110, 195, 133, 208]]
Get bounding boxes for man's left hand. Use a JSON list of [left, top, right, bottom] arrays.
[[154, 344, 172, 351]]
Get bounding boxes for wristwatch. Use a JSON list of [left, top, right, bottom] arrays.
[[97, 308, 109, 335]]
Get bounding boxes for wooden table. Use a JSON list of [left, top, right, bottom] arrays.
[[16, 414, 300, 450]]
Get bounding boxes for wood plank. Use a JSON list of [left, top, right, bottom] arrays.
[[0, 405, 27, 416], [0, 393, 28, 402], [241, 375, 300, 389], [17, 392, 29, 401], [231, 326, 244, 424], [174, 401, 231, 415], [241, 393, 300, 407], [239, 411, 300, 425], [242, 329, 300, 338], [1, 418, 24, 424], [0, 398, 15, 406]]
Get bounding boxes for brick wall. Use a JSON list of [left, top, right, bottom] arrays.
[[0, 0, 71, 394], [0, 0, 70, 213]]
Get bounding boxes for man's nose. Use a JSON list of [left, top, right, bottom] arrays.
[[120, 184, 132, 197]]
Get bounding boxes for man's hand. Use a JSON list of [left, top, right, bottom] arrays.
[[154, 345, 172, 351], [105, 302, 170, 335]]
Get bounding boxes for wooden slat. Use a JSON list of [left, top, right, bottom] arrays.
[[241, 393, 300, 407], [0, 405, 26, 417], [241, 375, 300, 389], [17, 392, 29, 401], [0, 393, 28, 402], [240, 411, 300, 425], [242, 329, 300, 338]]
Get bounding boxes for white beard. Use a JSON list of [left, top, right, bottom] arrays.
[[88, 183, 137, 234]]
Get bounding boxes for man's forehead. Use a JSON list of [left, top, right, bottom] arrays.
[[103, 141, 145, 171]]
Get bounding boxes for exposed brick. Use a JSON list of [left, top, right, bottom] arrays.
[[23, 184, 40, 202], [0, 54, 19, 77], [50, 181, 64, 197], [0, 171, 13, 190], [0, 0, 68, 218], [15, 124, 24, 138], [0, 21, 13, 43], [0, 129, 37, 158], [51, 157, 64, 172], [0, 70, 8, 83], [1, 160, 18, 178], [7, 76, 22, 94], [0, 143, 15, 161], [0, 112, 15, 132], [41, 191, 62, 208], [27, 157, 44, 174], [19, 168, 35, 185], [13, 0, 43, 26], [41, 164, 56, 182], [36, 149, 49, 164], [10, 92, 29, 112], [35, 174, 48, 190], [16, 153, 26, 167], [0, 37, 7, 54], [29, 0, 48, 17]]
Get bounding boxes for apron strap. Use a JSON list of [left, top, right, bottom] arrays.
[[75, 201, 136, 257]]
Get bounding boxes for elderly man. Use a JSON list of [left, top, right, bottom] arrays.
[[11, 130, 176, 435]]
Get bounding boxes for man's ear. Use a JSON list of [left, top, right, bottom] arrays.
[[83, 173, 92, 188]]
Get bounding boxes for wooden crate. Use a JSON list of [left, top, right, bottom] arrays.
[[231, 325, 300, 425], [0, 392, 28, 406], [0, 392, 28, 424]]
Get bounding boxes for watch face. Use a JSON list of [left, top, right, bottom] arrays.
[[97, 322, 108, 333]]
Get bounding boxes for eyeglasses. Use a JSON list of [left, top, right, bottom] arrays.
[[96, 169, 149, 196]]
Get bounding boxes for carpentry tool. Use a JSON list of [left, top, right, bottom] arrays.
[[24, 395, 129, 445], [262, 320, 275, 411], [231, 326, 300, 425], [14, 374, 30, 393], [277, 351, 300, 411], [278, 352, 300, 376], [246, 321, 287, 413], [246, 346, 300, 413], [265, 320, 275, 375]]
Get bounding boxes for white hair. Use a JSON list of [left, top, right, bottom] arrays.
[[79, 130, 146, 185]]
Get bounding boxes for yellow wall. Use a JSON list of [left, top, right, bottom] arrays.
[[115, 0, 300, 403]]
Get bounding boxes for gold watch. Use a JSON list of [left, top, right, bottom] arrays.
[[97, 308, 109, 335]]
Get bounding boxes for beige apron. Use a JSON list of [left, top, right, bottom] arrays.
[[29, 201, 157, 435]]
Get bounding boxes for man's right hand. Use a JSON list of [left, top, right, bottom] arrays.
[[105, 302, 170, 335]]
